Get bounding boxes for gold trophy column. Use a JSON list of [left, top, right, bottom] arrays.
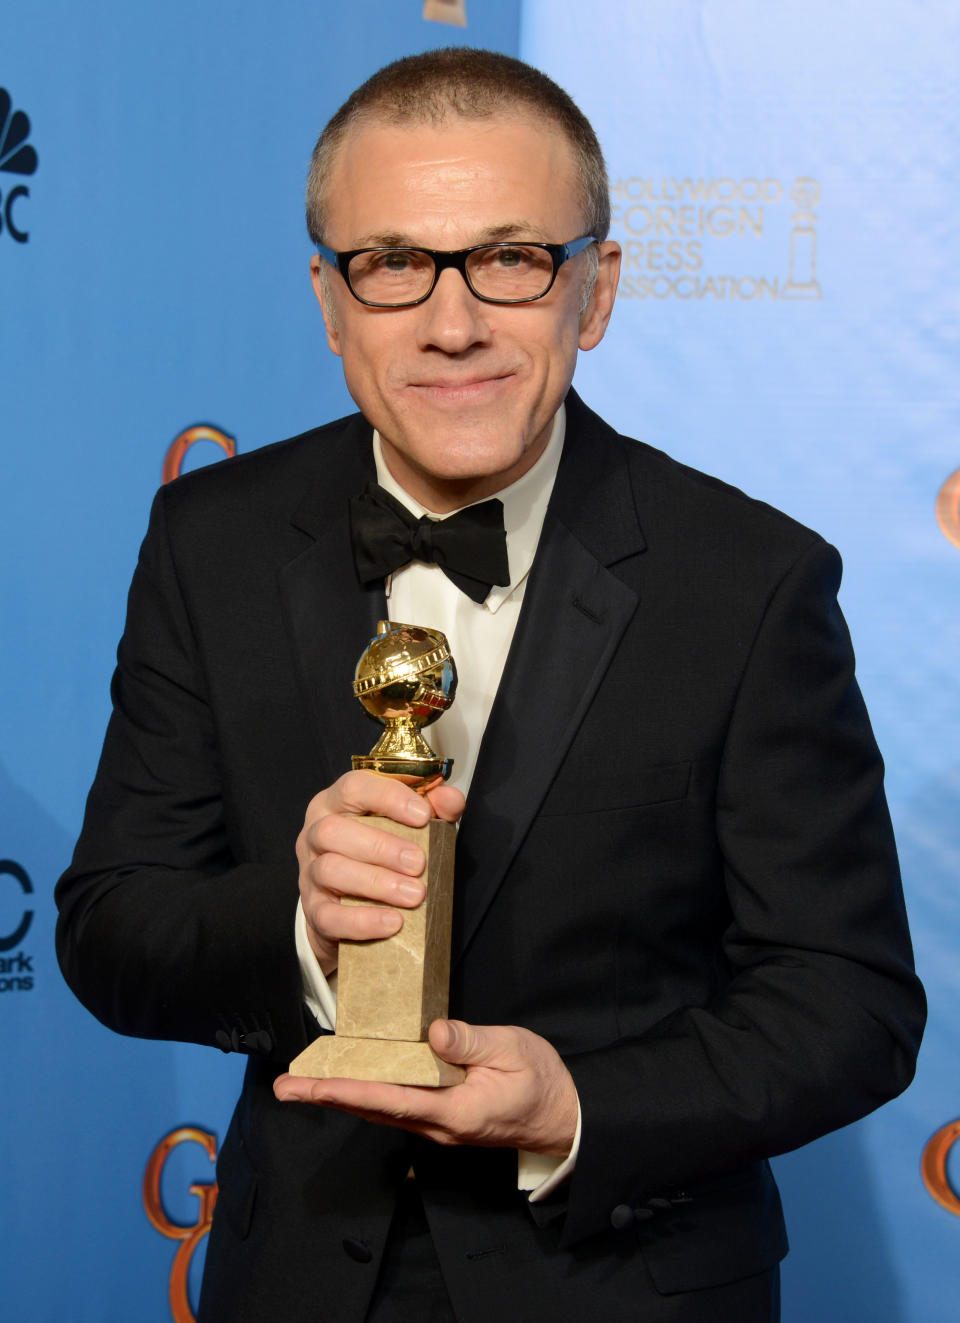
[[290, 622, 464, 1087]]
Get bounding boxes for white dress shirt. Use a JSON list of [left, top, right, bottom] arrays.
[[295, 405, 580, 1198]]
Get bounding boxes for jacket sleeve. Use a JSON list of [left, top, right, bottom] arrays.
[[560, 538, 925, 1246], [55, 485, 309, 1065]]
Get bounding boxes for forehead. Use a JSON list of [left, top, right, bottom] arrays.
[[325, 113, 583, 247]]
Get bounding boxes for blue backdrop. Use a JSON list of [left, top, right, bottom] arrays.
[[2, 2, 957, 1318]]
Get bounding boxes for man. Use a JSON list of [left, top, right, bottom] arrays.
[[57, 48, 924, 1322]]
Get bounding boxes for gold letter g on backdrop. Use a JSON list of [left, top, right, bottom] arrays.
[[143, 1127, 219, 1323]]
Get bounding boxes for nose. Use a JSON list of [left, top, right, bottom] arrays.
[[415, 266, 492, 354]]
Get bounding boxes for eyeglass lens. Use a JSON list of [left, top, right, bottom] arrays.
[[348, 244, 557, 305]]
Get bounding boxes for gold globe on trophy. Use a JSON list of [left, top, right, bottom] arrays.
[[289, 620, 464, 1086], [352, 622, 457, 783]]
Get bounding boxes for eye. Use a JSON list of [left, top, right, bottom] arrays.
[[492, 246, 534, 269], [367, 249, 431, 275]]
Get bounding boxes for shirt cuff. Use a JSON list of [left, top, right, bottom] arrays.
[[295, 899, 338, 1031], [518, 1097, 581, 1201]]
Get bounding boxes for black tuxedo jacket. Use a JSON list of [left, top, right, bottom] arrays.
[[57, 391, 924, 1322]]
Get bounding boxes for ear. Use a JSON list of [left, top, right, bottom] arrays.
[[310, 256, 342, 356], [578, 241, 621, 351]]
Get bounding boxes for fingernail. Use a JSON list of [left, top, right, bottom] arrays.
[[409, 801, 430, 824], [381, 910, 402, 932], [400, 848, 422, 872], [396, 880, 424, 904]]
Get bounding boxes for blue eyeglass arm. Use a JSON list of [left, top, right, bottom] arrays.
[[559, 235, 597, 263], [315, 241, 343, 271]]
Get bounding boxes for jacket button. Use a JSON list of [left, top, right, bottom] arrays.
[[342, 1237, 373, 1264], [610, 1204, 635, 1230]]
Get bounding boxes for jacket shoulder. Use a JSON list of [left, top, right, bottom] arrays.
[[566, 390, 826, 568], [159, 412, 369, 516]]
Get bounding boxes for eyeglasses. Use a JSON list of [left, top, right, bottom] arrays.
[[315, 235, 597, 308]]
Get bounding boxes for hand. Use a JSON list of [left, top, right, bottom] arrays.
[[297, 770, 465, 976], [274, 1019, 579, 1157]]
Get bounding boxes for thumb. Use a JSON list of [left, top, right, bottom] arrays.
[[429, 1018, 499, 1066], [424, 783, 466, 823]]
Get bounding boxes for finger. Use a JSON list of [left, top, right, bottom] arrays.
[[308, 897, 405, 943], [429, 1019, 512, 1068], [273, 1081, 455, 1146], [328, 770, 433, 827], [308, 855, 426, 921], [423, 784, 466, 823], [309, 812, 426, 881], [304, 849, 427, 943], [274, 1074, 445, 1124]]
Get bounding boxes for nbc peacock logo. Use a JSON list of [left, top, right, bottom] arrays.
[[0, 86, 38, 244]]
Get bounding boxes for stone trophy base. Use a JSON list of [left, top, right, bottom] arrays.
[[289, 1035, 464, 1086], [289, 817, 465, 1087]]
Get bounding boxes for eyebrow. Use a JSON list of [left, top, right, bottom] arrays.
[[351, 222, 553, 249]]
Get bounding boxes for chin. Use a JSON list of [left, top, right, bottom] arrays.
[[404, 427, 524, 473], [427, 448, 525, 483]]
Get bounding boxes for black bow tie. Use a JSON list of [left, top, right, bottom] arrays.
[[349, 483, 510, 604]]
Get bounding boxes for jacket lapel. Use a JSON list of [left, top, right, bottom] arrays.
[[453, 393, 647, 961], [278, 416, 386, 784]]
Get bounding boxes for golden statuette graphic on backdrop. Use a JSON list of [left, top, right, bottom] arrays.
[[290, 621, 464, 1087]]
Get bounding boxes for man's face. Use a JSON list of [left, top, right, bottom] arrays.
[[310, 114, 621, 511]]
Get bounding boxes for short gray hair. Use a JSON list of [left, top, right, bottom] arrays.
[[306, 48, 610, 248]]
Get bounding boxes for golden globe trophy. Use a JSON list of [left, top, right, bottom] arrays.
[[289, 621, 465, 1086]]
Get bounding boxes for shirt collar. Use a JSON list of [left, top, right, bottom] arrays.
[[372, 405, 566, 614]]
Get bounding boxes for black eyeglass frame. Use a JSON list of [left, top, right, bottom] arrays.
[[314, 235, 598, 308]]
